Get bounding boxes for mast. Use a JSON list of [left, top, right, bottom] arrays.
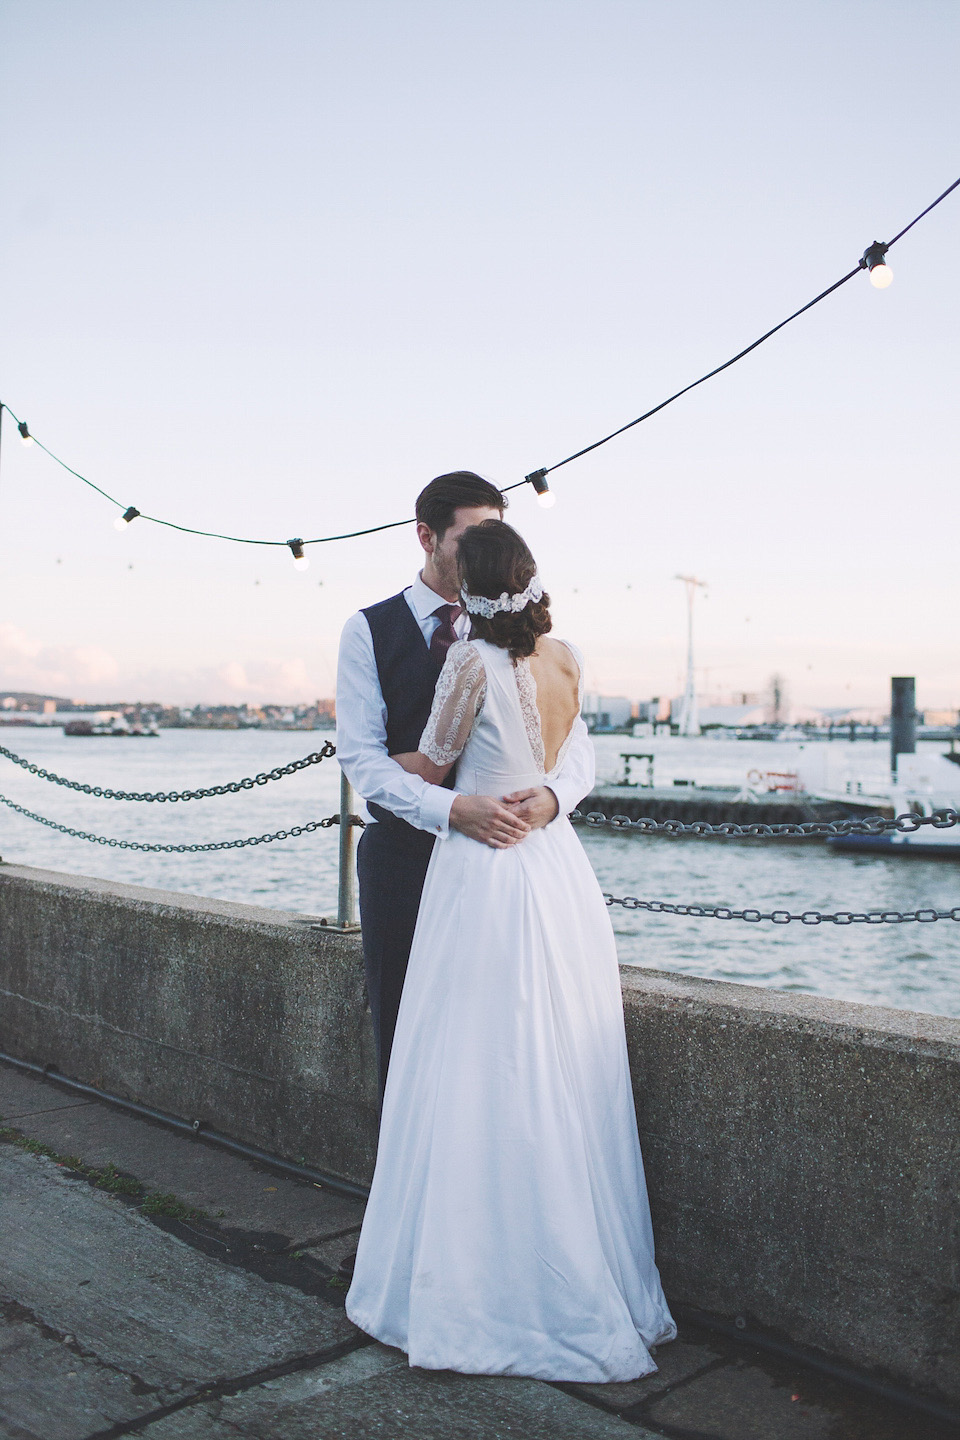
[[675, 574, 707, 737]]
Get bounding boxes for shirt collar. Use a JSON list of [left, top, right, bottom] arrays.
[[409, 571, 459, 620]]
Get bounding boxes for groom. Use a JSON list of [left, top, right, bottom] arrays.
[[336, 471, 595, 1102]]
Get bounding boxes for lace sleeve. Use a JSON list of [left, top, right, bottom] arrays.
[[419, 641, 487, 765]]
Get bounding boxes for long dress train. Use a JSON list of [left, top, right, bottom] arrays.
[[346, 637, 675, 1381]]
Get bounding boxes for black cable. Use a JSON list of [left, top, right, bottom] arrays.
[[539, 267, 862, 477], [537, 174, 960, 478], [886, 173, 960, 246], [0, 402, 531, 547], [33, 434, 125, 506], [3, 171, 958, 539]]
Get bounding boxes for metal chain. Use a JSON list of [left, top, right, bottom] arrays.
[[570, 806, 960, 838], [0, 791, 364, 853], [4, 737, 954, 839], [0, 740, 336, 802], [604, 895, 960, 925], [2, 778, 954, 919]]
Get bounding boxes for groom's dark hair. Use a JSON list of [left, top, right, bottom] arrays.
[[416, 472, 506, 539]]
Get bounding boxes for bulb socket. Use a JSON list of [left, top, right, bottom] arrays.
[[860, 240, 889, 272], [287, 538, 306, 561], [121, 506, 140, 525], [526, 468, 551, 497]]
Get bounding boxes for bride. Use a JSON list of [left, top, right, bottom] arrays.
[[346, 519, 675, 1382]]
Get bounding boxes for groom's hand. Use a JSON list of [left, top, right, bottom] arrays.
[[450, 795, 530, 848], [502, 786, 560, 830]]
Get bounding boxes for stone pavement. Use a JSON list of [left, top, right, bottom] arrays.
[[1, 1063, 954, 1440]]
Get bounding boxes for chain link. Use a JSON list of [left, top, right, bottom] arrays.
[[604, 894, 960, 925], [570, 806, 960, 838], [0, 791, 364, 853], [0, 740, 337, 802]]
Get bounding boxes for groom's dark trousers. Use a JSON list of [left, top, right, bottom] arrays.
[[359, 592, 451, 1102]]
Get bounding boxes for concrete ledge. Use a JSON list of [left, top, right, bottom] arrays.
[[1, 861, 958, 1405], [0, 863, 377, 1184], [621, 967, 960, 1406]]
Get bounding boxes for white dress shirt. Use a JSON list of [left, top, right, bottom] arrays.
[[336, 573, 596, 838]]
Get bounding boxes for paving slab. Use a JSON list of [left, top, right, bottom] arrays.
[[140, 1341, 663, 1439], [0, 1145, 357, 1438], [0, 1064, 94, 1121], [565, 1337, 722, 1412], [303, 1231, 361, 1274], [0, 1067, 364, 1246], [643, 1359, 835, 1438], [0, 1298, 172, 1440]]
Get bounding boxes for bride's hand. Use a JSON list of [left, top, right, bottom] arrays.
[[503, 786, 560, 830]]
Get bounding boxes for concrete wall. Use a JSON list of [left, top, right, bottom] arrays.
[[1, 861, 958, 1405], [0, 864, 377, 1183]]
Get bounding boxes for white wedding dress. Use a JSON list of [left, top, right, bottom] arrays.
[[346, 637, 676, 1381]]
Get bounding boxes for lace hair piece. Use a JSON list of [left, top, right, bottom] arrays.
[[460, 573, 544, 618]]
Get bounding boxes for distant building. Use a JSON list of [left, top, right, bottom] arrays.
[[582, 694, 634, 732], [921, 708, 960, 728]]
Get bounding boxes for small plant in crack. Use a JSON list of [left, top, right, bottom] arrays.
[[2, 1125, 205, 1220], [140, 1191, 208, 1222]]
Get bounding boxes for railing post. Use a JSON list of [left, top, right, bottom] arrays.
[[337, 770, 360, 930]]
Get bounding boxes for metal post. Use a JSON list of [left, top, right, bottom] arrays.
[[890, 676, 916, 778], [337, 770, 359, 929]]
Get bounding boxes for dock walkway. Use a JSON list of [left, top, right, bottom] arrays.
[[579, 785, 865, 828], [2, 1062, 950, 1440]]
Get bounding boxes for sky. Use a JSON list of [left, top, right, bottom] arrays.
[[0, 0, 957, 712]]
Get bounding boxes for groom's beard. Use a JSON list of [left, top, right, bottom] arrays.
[[436, 562, 459, 601]]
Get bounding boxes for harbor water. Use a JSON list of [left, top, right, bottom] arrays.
[[1, 728, 958, 1019]]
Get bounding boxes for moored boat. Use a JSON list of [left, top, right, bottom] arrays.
[[64, 718, 159, 737]]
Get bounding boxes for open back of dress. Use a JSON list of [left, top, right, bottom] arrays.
[[346, 637, 676, 1382]]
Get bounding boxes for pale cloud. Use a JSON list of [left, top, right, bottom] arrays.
[[68, 647, 121, 686], [0, 623, 41, 661], [217, 661, 251, 693], [275, 658, 310, 692], [0, 624, 119, 697], [166, 656, 321, 705]]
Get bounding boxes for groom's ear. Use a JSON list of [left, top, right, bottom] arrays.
[[416, 521, 437, 556]]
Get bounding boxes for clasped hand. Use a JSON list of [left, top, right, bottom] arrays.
[[450, 786, 559, 849]]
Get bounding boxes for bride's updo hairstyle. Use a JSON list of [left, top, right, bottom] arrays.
[[457, 520, 552, 660]]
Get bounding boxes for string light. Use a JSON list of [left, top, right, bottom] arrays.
[[113, 506, 140, 531], [861, 241, 893, 289], [0, 172, 955, 551], [526, 469, 556, 508]]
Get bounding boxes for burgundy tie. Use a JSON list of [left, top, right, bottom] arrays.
[[430, 604, 462, 663]]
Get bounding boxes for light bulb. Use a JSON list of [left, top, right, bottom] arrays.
[[113, 506, 140, 531], [293, 554, 310, 571], [114, 516, 128, 531], [861, 240, 892, 290], [18, 421, 34, 447], [287, 537, 309, 570], [526, 467, 555, 508]]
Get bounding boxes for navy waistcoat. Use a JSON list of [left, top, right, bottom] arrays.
[[362, 590, 452, 830]]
